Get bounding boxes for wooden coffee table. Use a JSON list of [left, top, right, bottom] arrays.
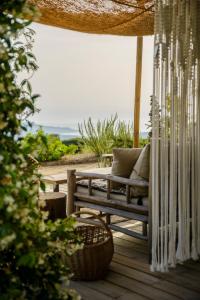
[[42, 167, 111, 192], [42, 173, 67, 192]]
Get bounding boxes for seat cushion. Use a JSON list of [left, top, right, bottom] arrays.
[[111, 147, 142, 188], [76, 179, 148, 207]]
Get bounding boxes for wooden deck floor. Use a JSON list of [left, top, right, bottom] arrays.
[[71, 225, 200, 300], [43, 182, 200, 300]]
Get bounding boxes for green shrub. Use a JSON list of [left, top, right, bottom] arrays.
[[78, 115, 117, 157], [113, 120, 133, 148], [62, 137, 84, 152], [0, 2, 80, 299], [78, 115, 148, 158], [22, 129, 78, 161]]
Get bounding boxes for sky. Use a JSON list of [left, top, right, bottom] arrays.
[[30, 23, 154, 131]]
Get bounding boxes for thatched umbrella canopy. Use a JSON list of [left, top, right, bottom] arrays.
[[30, 0, 154, 36]]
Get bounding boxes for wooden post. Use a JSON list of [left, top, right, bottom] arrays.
[[133, 36, 143, 148], [67, 169, 76, 215], [148, 139, 152, 263]]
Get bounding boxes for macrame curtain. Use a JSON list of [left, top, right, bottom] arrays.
[[151, 0, 200, 272]]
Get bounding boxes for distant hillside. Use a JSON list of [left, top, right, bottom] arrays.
[[31, 123, 77, 133], [25, 123, 80, 140], [23, 122, 148, 141]]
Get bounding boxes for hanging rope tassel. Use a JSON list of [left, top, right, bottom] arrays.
[[152, 0, 200, 272]]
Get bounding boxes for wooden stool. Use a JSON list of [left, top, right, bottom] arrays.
[[39, 192, 66, 220]]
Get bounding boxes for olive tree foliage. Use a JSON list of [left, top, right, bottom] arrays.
[[0, 1, 80, 299]]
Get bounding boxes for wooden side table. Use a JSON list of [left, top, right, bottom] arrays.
[[39, 192, 66, 220], [42, 173, 67, 192]]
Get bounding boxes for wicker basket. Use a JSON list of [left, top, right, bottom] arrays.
[[67, 211, 114, 281]]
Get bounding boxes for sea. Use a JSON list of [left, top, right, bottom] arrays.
[[26, 123, 80, 141], [25, 123, 148, 141]]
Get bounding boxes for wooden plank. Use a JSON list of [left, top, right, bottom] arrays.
[[110, 259, 200, 300], [152, 279, 200, 300], [74, 194, 149, 215], [114, 240, 200, 293], [75, 201, 148, 239], [113, 252, 200, 295], [76, 172, 149, 187], [114, 236, 148, 254], [110, 261, 159, 285], [75, 201, 148, 220], [111, 224, 148, 240], [114, 238, 148, 255], [70, 281, 113, 300], [79, 280, 148, 300], [113, 252, 152, 273], [114, 243, 149, 262], [182, 260, 200, 272], [134, 36, 143, 148], [114, 229, 148, 249], [114, 237, 200, 273], [107, 271, 180, 300]]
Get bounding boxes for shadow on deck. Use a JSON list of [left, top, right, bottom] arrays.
[[71, 225, 200, 300]]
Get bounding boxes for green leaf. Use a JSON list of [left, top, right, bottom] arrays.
[[26, 81, 32, 94], [17, 252, 36, 268]]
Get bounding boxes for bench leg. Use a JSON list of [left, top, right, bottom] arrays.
[[75, 206, 80, 212], [106, 214, 111, 225], [142, 222, 148, 236]]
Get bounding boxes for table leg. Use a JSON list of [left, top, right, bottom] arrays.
[[53, 183, 59, 192]]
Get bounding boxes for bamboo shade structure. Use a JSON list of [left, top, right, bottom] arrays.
[[30, 0, 154, 36], [134, 36, 143, 147]]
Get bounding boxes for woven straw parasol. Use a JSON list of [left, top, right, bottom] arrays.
[[30, 0, 154, 36]]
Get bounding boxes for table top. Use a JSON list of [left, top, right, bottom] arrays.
[[42, 167, 111, 185], [42, 173, 68, 184], [39, 192, 66, 200]]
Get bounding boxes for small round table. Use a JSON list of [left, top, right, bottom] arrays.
[[39, 192, 66, 220]]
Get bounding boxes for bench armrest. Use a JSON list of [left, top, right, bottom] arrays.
[[107, 175, 149, 188], [75, 171, 108, 180], [75, 171, 149, 188]]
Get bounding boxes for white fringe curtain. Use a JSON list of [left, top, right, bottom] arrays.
[[151, 0, 200, 272]]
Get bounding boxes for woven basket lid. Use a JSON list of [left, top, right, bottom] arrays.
[[29, 0, 154, 36]]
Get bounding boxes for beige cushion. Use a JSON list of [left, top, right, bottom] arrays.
[[111, 148, 142, 188], [129, 144, 150, 197], [129, 170, 149, 197], [133, 144, 150, 180]]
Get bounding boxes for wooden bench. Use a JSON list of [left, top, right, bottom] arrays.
[[67, 170, 149, 241]]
